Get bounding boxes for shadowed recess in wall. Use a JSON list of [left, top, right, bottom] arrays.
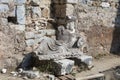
[[110, 1, 120, 54]]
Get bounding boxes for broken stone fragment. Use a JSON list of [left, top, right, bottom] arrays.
[[48, 74, 55, 80], [100, 2, 110, 8], [20, 70, 40, 79], [78, 55, 93, 68], [1, 68, 7, 74], [10, 71, 18, 76], [53, 59, 74, 75]]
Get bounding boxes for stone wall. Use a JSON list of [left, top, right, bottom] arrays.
[[76, 0, 120, 55], [0, 0, 120, 66]]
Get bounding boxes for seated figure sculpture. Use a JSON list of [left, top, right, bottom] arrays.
[[33, 24, 91, 62], [32, 16, 92, 68]]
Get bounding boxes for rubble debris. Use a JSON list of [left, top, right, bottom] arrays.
[[48, 74, 55, 80], [10, 71, 18, 77], [19, 70, 40, 79], [1, 68, 7, 74]]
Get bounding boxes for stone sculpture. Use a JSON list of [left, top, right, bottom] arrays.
[[33, 15, 89, 61]]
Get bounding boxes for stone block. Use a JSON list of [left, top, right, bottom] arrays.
[[25, 32, 35, 39], [10, 24, 25, 31], [53, 59, 74, 75], [16, 0, 26, 5], [32, 7, 41, 19], [78, 55, 93, 68], [25, 39, 35, 46], [0, 0, 10, 3], [0, 4, 9, 13], [17, 5, 26, 25], [39, 29, 55, 36], [35, 33, 45, 39]]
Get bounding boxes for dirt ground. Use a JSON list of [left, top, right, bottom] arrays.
[[76, 54, 120, 80], [0, 54, 119, 80]]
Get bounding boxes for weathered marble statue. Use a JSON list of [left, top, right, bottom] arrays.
[[20, 16, 92, 72], [33, 16, 92, 68]]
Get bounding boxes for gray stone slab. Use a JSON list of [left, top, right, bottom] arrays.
[[53, 59, 74, 75], [0, 0, 10, 3], [17, 5, 26, 25], [16, 0, 26, 5], [0, 4, 9, 13], [25, 32, 35, 39]]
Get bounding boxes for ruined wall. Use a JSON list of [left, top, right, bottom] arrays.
[[0, 0, 53, 69], [0, 0, 120, 69], [77, 0, 120, 55]]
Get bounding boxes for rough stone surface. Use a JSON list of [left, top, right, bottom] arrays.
[[100, 2, 110, 8], [25, 32, 35, 39], [32, 7, 41, 19], [53, 59, 74, 75], [25, 39, 35, 46], [16, 0, 26, 5], [0, 0, 10, 3], [14, 25, 25, 31], [0, 18, 8, 26], [17, 5, 25, 25], [78, 55, 93, 67], [53, 0, 78, 4], [0, 4, 9, 13]]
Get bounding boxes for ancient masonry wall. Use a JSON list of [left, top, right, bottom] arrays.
[[0, 0, 120, 58]]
